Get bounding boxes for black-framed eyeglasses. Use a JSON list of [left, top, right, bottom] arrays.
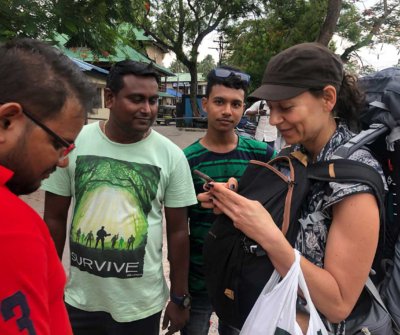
[[21, 108, 75, 159], [1, 102, 76, 160], [213, 68, 251, 84]]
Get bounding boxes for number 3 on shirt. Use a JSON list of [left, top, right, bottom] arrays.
[[1, 291, 36, 334]]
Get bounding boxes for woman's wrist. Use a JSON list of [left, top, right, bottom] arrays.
[[257, 222, 285, 252]]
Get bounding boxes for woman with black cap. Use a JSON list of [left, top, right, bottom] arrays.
[[198, 42, 385, 334]]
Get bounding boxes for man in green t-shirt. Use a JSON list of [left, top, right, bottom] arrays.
[[42, 61, 197, 335], [183, 67, 275, 335]]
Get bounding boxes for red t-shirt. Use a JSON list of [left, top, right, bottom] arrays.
[[0, 166, 72, 335]]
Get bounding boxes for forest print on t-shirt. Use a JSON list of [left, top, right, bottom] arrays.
[[69, 155, 160, 278]]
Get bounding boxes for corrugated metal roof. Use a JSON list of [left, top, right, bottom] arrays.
[[56, 34, 174, 77], [166, 72, 206, 82], [71, 58, 109, 75]]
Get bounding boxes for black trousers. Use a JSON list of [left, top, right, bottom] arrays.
[[66, 303, 162, 335]]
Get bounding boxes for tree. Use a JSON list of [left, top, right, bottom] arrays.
[[0, 0, 54, 41], [224, 0, 330, 91], [139, 0, 261, 116], [53, 0, 144, 54], [224, 0, 400, 90], [337, 0, 400, 62], [0, 0, 145, 54], [317, 0, 343, 45], [170, 59, 188, 73], [198, 54, 216, 75]]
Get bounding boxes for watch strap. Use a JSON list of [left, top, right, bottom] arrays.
[[170, 293, 191, 309]]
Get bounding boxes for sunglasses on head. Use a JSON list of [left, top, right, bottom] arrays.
[[1, 102, 75, 160], [213, 68, 251, 84]]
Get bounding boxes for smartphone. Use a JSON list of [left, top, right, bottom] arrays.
[[193, 169, 214, 183]]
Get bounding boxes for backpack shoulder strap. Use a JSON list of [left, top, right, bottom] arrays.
[[332, 124, 388, 158], [307, 125, 388, 216], [277, 145, 295, 157], [307, 159, 385, 218]]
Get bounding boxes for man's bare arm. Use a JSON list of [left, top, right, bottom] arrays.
[[43, 191, 71, 258]]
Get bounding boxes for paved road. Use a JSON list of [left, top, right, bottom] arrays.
[[21, 124, 222, 334]]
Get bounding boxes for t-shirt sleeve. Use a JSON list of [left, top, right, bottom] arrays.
[[164, 152, 197, 208], [41, 166, 72, 197], [253, 141, 276, 162]]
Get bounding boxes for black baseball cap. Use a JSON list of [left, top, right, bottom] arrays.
[[249, 42, 344, 101]]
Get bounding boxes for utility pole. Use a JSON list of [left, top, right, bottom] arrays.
[[209, 34, 229, 65]]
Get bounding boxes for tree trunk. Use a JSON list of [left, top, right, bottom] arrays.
[[188, 63, 200, 118], [316, 0, 342, 46]]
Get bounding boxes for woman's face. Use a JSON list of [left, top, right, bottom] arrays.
[[267, 89, 336, 152]]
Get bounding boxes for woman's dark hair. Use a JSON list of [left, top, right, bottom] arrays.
[[0, 38, 94, 121], [205, 65, 249, 97], [107, 60, 160, 94], [310, 73, 364, 132]]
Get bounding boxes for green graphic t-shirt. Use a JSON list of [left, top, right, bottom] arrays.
[[42, 122, 197, 322]]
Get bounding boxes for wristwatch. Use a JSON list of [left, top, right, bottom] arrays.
[[170, 293, 192, 309]]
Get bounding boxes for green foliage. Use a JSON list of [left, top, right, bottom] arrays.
[[0, 0, 146, 54], [225, 0, 400, 87], [140, 0, 261, 114], [355, 0, 400, 45], [223, 19, 271, 93], [170, 54, 217, 77], [0, 0, 55, 40], [142, 0, 260, 64], [54, 0, 144, 54], [170, 59, 188, 73], [224, 0, 328, 92], [336, 3, 362, 42], [198, 55, 216, 75], [3, 0, 398, 78]]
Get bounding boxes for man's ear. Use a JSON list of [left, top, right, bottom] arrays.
[[322, 85, 337, 113], [201, 97, 208, 114], [0, 103, 24, 143], [104, 88, 115, 109]]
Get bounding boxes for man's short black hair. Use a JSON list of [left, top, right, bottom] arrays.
[[107, 60, 160, 94], [0, 38, 94, 121], [205, 65, 249, 97]]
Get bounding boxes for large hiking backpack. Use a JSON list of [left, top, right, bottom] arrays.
[[357, 68, 400, 327], [358, 68, 400, 260], [203, 146, 385, 330]]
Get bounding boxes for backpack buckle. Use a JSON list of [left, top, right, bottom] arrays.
[[249, 245, 258, 254], [241, 238, 266, 256]]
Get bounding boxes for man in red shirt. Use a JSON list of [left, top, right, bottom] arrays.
[[0, 38, 93, 334]]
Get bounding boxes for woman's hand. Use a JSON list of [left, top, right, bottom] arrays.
[[197, 177, 238, 215], [198, 178, 281, 244]]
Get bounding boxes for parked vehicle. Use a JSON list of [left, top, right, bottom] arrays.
[[176, 94, 208, 128], [156, 105, 176, 125]]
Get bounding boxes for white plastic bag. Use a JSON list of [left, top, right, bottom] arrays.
[[240, 249, 328, 335]]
